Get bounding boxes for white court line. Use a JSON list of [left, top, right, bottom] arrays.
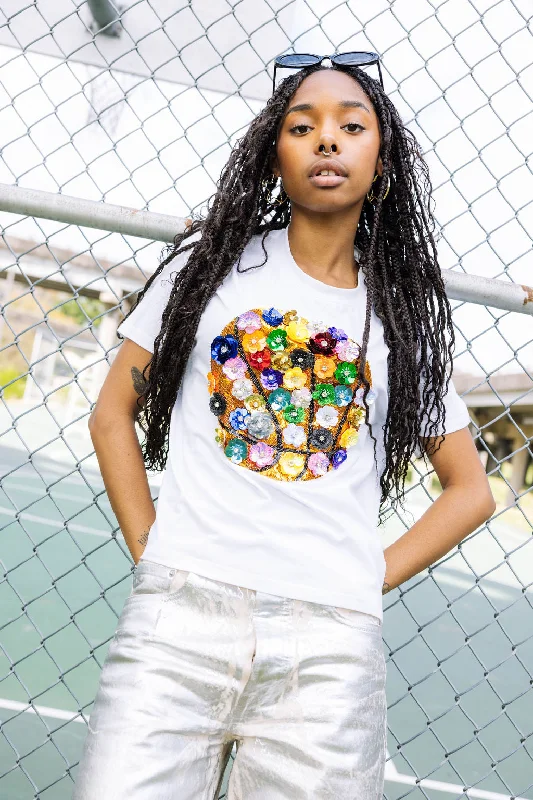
[[0, 463, 105, 489], [0, 698, 86, 724], [0, 699, 527, 798], [1, 480, 113, 509], [0, 504, 111, 537], [384, 770, 530, 799]]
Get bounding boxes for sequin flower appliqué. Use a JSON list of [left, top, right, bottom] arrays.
[[207, 308, 376, 481]]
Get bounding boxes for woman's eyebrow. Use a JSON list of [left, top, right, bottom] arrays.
[[284, 100, 371, 118]]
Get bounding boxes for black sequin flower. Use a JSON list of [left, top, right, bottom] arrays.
[[309, 427, 334, 450], [290, 348, 314, 370], [209, 392, 227, 416]]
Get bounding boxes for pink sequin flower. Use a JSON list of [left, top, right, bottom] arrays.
[[222, 356, 248, 380], [249, 442, 275, 468], [237, 311, 262, 334], [335, 339, 360, 362], [308, 452, 330, 476]]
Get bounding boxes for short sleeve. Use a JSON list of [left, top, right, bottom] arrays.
[[117, 235, 198, 353], [414, 368, 471, 458]]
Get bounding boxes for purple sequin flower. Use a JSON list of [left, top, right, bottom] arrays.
[[237, 311, 262, 334], [332, 449, 348, 468], [328, 326, 348, 341], [260, 368, 283, 390]]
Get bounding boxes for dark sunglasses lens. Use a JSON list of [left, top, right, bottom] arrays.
[[276, 54, 320, 68], [333, 52, 377, 65]]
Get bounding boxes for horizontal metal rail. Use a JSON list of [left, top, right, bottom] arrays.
[[1, 182, 531, 315]]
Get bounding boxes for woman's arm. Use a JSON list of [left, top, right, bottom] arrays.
[[382, 426, 496, 594], [88, 338, 156, 566]]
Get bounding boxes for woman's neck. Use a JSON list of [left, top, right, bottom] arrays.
[[287, 219, 360, 290]]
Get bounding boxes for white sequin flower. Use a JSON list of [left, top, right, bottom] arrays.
[[354, 387, 377, 405], [306, 319, 328, 337], [290, 387, 312, 409], [232, 378, 254, 400], [282, 423, 306, 447], [315, 405, 339, 428]]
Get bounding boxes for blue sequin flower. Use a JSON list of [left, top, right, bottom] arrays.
[[332, 448, 348, 468], [229, 408, 251, 431], [211, 335, 238, 364], [329, 326, 348, 341], [260, 368, 283, 390], [262, 307, 284, 327], [268, 387, 291, 411], [334, 385, 353, 407]]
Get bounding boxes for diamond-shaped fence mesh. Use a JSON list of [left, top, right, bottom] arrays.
[[0, 0, 532, 797]]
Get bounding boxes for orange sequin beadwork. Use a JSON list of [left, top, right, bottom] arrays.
[[208, 308, 376, 481]]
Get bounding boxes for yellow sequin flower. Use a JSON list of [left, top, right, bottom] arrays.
[[279, 452, 306, 477], [313, 357, 336, 379], [286, 320, 310, 344], [347, 406, 365, 426], [283, 367, 307, 390], [282, 309, 299, 325], [271, 351, 292, 372], [244, 394, 266, 413], [242, 332, 267, 353], [340, 427, 359, 448]]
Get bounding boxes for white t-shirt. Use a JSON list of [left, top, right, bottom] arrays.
[[117, 225, 471, 622]]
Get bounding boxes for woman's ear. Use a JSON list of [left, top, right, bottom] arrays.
[[376, 154, 383, 178]]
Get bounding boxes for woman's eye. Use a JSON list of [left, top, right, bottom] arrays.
[[289, 123, 364, 134]]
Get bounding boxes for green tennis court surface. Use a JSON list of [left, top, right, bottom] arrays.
[[1, 443, 532, 799]]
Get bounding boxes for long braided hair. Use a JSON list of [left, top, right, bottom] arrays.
[[118, 63, 456, 522]]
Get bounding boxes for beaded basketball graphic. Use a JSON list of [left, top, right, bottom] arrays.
[[207, 308, 376, 481]]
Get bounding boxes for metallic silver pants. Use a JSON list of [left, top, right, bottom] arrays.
[[73, 559, 387, 800]]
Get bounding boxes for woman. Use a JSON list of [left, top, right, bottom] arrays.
[[74, 59, 495, 799]]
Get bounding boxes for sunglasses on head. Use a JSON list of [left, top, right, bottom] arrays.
[[272, 51, 383, 95]]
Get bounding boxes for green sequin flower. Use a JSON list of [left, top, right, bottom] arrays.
[[312, 383, 336, 405], [283, 404, 305, 424], [266, 328, 288, 352], [334, 362, 358, 385]]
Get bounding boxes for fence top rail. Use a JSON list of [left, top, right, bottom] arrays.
[[0, 182, 532, 316]]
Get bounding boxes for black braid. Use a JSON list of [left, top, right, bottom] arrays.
[[118, 63, 456, 523]]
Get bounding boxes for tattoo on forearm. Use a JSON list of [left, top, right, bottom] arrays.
[[137, 528, 150, 547], [382, 581, 391, 595], [131, 366, 148, 396]]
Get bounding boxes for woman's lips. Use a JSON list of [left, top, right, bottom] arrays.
[[309, 174, 347, 187]]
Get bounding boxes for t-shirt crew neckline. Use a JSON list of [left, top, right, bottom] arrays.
[[281, 224, 364, 301]]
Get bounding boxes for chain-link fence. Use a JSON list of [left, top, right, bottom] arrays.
[[0, 0, 532, 797]]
